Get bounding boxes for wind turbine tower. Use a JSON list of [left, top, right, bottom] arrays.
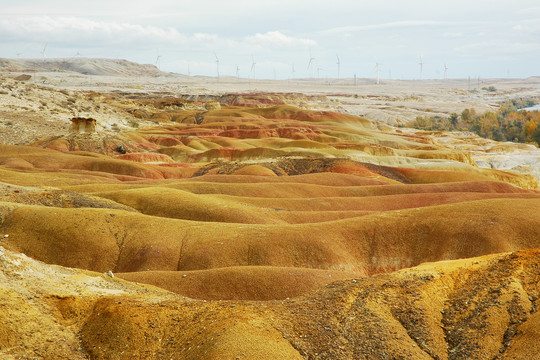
[[250, 55, 256, 79], [236, 65, 240, 79], [307, 50, 315, 78], [41, 43, 47, 60], [444, 63, 448, 80], [213, 52, 220, 79], [375, 62, 381, 85], [336, 54, 341, 80], [418, 56, 424, 80], [155, 52, 162, 70]]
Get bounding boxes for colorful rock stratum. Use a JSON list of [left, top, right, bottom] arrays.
[[0, 71, 539, 360]]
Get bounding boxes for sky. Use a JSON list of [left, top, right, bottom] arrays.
[[1, 0, 539, 80]]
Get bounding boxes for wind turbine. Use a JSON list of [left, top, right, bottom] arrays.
[[317, 67, 326, 79], [336, 54, 341, 80], [374, 62, 382, 85], [418, 56, 424, 80], [155, 51, 162, 70], [444, 63, 448, 80], [213, 52, 220, 78], [236, 65, 240, 79], [307, 50, 315, 78], [249, 55, 256, 79], [41, 43, 47, 60], [291, 63, 296, 79]]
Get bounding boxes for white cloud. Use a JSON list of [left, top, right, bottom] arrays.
[[193, 33, 218, 41], [512, 19, 540, 33], [0, 16, 200, 45], [322, 21, 460, 34], [244, 31, 316, 47]]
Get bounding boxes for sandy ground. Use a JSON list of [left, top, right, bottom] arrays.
[[12, 70, 540, 122], [2, 62, 540, 180], [1, 59, 540, 359]]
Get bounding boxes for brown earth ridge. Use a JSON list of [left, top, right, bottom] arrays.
[[0, 60, 539, 359]]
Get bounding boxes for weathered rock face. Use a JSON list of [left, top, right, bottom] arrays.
[[0, 57, 163, 76], [203, 101, 221, 110], [416, 129, 540, 182], [71, 117, 97, 134], [14, 74, 32, 81]]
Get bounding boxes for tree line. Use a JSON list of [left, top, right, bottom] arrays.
[[408, 98, 540, 145]]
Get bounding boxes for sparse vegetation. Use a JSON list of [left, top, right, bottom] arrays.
[[482, 86, 497, 92], [127, 119, 140, 128]]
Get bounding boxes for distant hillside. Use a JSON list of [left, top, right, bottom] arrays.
[[0, 57, 163, 77]]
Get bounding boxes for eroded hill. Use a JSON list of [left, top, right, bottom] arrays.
[[0, 80, 539, 359], [0, 246, 538, 359]]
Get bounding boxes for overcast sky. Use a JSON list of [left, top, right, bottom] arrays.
[[1, 0, 539, 79]]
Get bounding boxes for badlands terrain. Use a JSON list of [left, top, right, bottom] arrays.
[[0, 58, 539, 359]]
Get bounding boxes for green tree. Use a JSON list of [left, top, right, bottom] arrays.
[[449, 113, 458, 127], [532, 127, 540, 146], [461, 108, 476, 121]]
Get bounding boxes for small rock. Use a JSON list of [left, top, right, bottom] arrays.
[[116, 144, 127, 154], [3, 234, 8, 238], [182, 274, 187, 278], [107, 270, 114, 278]]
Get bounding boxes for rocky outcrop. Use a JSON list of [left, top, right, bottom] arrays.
[[71, 117, 97, 134]]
